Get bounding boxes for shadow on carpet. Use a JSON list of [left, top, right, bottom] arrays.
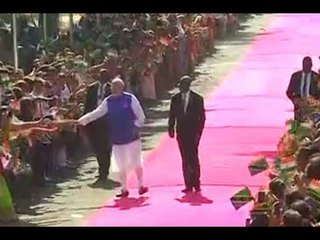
[[104, 197, 150, 210], [175, 193, 214, 206]]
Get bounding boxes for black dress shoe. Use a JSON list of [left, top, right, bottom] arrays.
[[33, 181, 55, 188], [97, 177, 107, 182], [181, 188, 193, 194], [44, 176, 53, 182], [65, 164, 77, 170], [44, 176, 59, 183], [92, 178, 105, 186], [106, 179, 121, 187], [138, 186, 149, 195], [116, 190, 129, 198]]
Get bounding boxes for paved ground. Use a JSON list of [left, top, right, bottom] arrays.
[[3, 14, 274, 226]]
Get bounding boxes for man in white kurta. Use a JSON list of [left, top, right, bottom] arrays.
[[78, 78, 148, 198]]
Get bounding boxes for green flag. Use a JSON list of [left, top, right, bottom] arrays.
[[248, 157, 269, 176], [230, 187, 254, 210], [0, 174, 18, 222], [306, 181, 320, 203]]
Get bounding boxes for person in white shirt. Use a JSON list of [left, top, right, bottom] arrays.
[[78, 78, 148, 198], [61, 83, 71, 103], [56, 73, 71, 104], [286, 56, 319, 120]]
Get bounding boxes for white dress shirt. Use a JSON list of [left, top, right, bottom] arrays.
[[181, 90, 190, 114], [300, 72, 312, 97], [97, 82, 107, 106], [61, 84, 71, 103]]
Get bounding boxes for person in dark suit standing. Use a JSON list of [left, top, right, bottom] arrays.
[[168, 75, 206, 194], [84, 69, 114, 185], [286, 56, 319, 120]]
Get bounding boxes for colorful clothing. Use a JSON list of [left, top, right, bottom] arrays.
[[0, 170, 17, 222], [0, 130, 17, 222]]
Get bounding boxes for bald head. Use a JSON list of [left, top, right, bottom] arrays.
[[99, 69, 110, 83], [302, 56, 312, 73], [178, 75, 192, 93], [111, 78, 125, 96]]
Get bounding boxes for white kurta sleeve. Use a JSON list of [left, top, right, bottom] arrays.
[[78, 98, 108, 126], [130, 95, 146, 128]]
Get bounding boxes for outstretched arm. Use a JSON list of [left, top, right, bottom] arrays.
[[45, 119, 78, 129], [78, 98, 108, 126], [10, 120, 41, 131]]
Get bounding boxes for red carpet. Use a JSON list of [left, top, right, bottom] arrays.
[[85, 14, 320, 226]]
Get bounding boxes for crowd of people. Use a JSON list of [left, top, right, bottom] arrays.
[[247, 57, 320, 227], [7, 14, 320, 227], [0, 13, 242, 222], [50, 13, 239, 101]]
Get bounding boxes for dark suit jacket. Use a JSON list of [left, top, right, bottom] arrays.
[[84, 82, 111, 114], [286, 70, 319, 102], [168, 91, 206, 138], [84, 81, 111, 144]]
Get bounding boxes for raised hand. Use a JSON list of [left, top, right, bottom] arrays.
[[67, 119, 79, 126], [40, 117, 52, 125]]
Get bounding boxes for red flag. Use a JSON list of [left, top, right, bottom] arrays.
[[159, 37, 170, 47]]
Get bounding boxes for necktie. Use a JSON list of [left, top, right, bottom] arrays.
[[182, 93, 187, 114], [36, 101, 43, 118], [98, 84, 104, 103], [302, 73, 308, 97]]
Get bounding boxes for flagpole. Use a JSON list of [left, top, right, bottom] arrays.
[[69, 14, 73, 47], [12, 13, 18, 71], [43, 13, 47, 43], [96, 14, 101, 27]]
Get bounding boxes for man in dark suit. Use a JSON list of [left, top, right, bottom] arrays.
[[286, 56, 319, 120], [168, 75, 206, 194], [84, 69, 113, 185]]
